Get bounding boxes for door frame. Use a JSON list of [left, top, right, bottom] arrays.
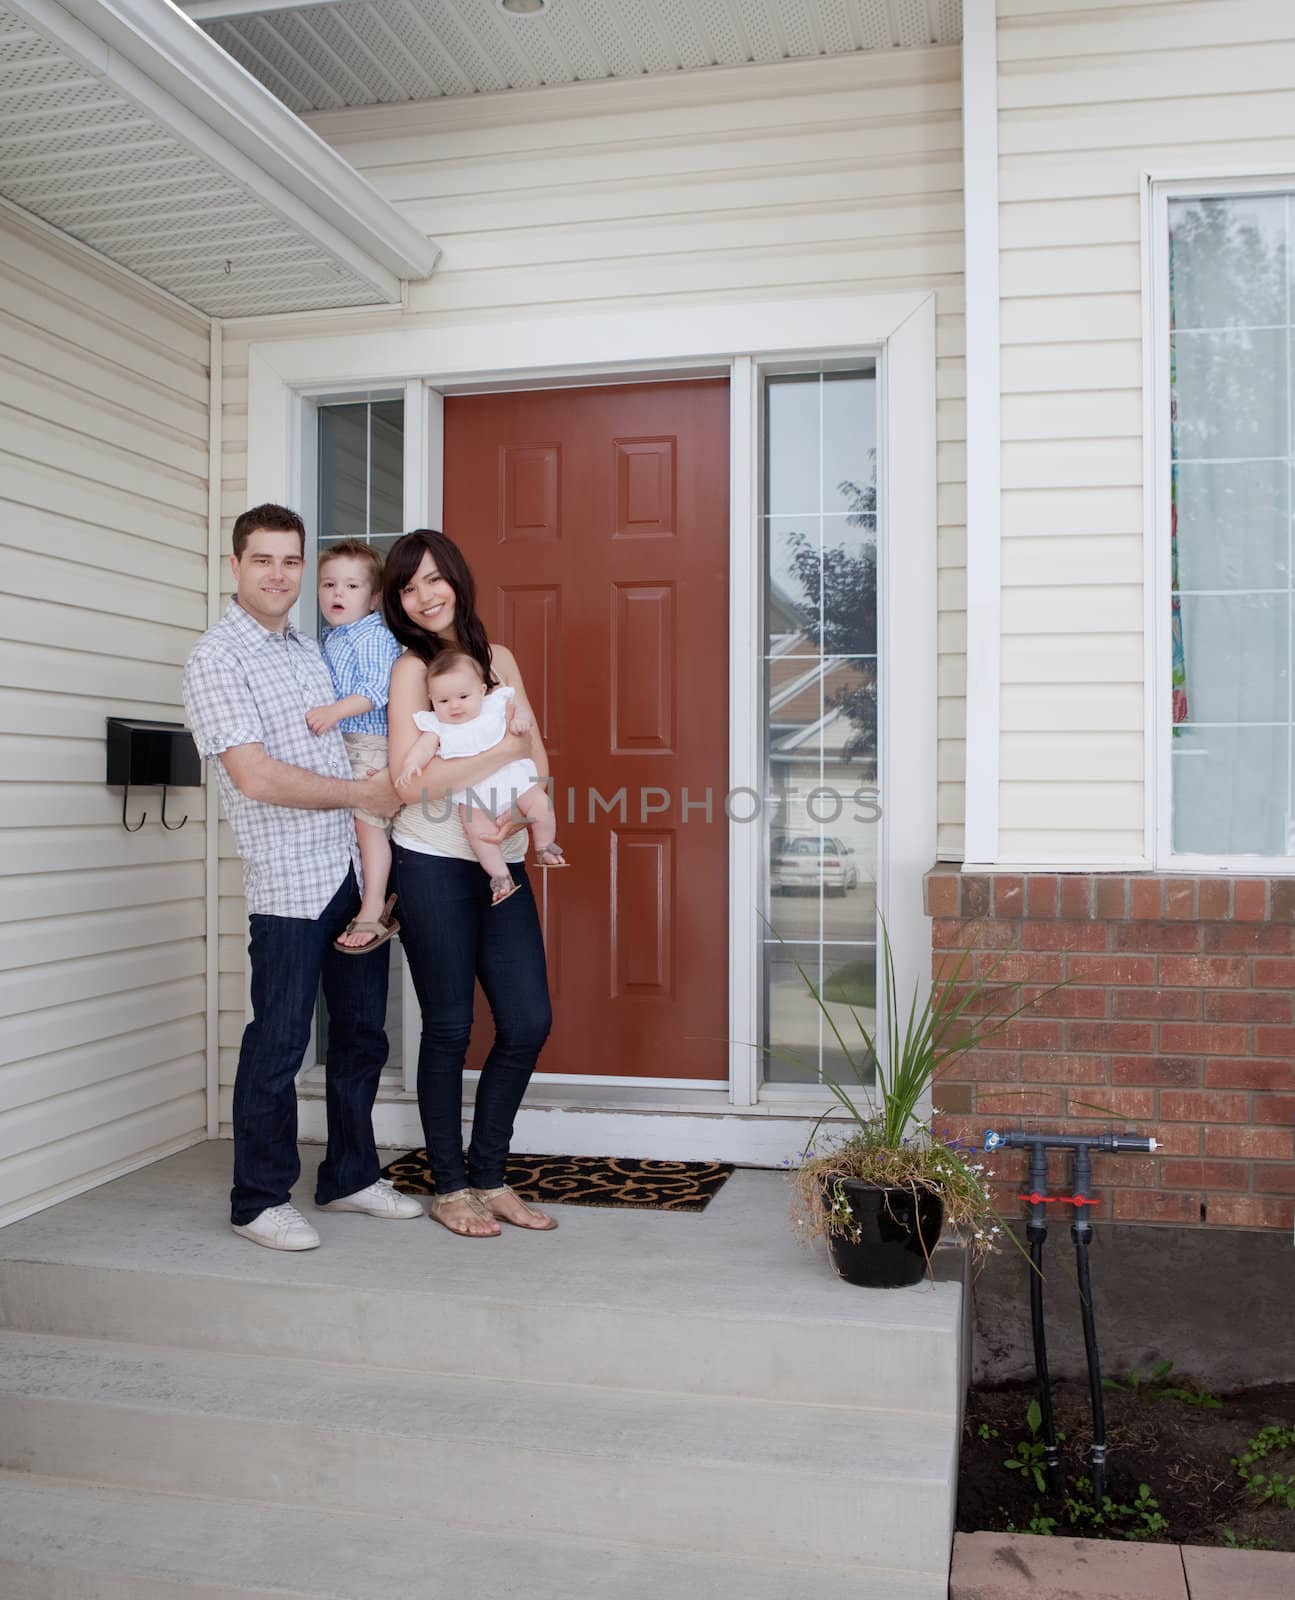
[[247, 290, 937, 1147]]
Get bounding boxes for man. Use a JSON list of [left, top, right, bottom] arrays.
[[183, 503, 422, 1249]]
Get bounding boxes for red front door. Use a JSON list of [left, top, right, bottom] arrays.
[[444, 380, 730, 1080]]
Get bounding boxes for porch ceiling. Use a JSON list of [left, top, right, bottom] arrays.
[[180, 0, 962, 112], [0, 0, 439, 317]]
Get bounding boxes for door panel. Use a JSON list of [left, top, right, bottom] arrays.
[[444, 380, 730, 1080]]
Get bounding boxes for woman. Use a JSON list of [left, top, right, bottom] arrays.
[[383, 529, 556, 1238]]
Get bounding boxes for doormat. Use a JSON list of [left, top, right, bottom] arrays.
[[381, 1151, 735, 1213]]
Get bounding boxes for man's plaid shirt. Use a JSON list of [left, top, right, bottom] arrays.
[[184, 600, 361, 918]]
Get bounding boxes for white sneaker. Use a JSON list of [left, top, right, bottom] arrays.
[[233, 1204, 320, 1251], [321, 1178, 423, 1220]]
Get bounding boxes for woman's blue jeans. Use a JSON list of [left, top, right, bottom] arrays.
[[393, 846, 552, 1193]]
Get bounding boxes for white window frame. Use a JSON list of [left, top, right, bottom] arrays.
[[245, 291, 936, 1155], [1146, 169, 1295, 873]]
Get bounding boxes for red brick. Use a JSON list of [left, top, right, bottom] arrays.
[[1207, 1194, 1295, 1229], [1113, 989, 1199, 1020], [925, 871, 958, 918], [1114, 1190, 1201, 1223], [954, 1050, 1023, 1083], [1272, 880, 1295, 923], [1111, 1054, 1202, 1088], [996, 1018, 1065, 1052], [1158, 1022, 1248, 1056], [1067, 954, 1156, 986], [1253, 1163, 1295, 1195], [932, 918, 1020, 951], [1158, 956, 1248, 988], [1073, 1086, 1154, 1119], [1164, 879, 1198, 920], [992, 875, 1025, 919], [1159, 1159, 1248, 1190], [1205, 1060, 1295, 1092], [1197, 878, 1232, 921], [1023, 921, 1109, 952], [962, 875, 991, 918], [1205, 991, 1293, 1023], [1059, 875, 1094, 919], [1150, 1122, 1205, 1155], [1066, 1020, 1155, 1052], [1205, 1125, 1295, 1159], [1026, 875, 1058, 918], [1255, 1026, 1295, 1056], [974, 951, 1065, 984], [1204, 923, 1294, 953], [1090, 1154, 1159, 1189], [1129, 878, 1162, 920], [1253, 957, 1295, 988], [979, 1086, 1064, 1117], [1233, 879, 1268, 922], [1160, 1090, 1250, 1122], [929, 1081, 973, 1113], [1028, 986, 1107, 1018], [1018, 1052, 1107, 1084], [1112, 923, 1201, 953], [1096, 876, 1129, 920], [1253, 1094, 1295, 1125]]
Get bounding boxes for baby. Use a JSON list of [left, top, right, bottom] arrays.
[[307, 540, 403, 952], [398, 650, 567, 906]]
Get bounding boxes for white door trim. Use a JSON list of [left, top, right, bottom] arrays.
[[246, 290, 938, 1157]]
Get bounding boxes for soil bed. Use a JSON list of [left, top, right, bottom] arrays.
[[958, 1378, 1295, 1551]]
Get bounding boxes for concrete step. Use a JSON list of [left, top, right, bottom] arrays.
[[0, 1146, 966, 1417], [0, 1472, 948, 1600], [0, 1331, 955, 1577]]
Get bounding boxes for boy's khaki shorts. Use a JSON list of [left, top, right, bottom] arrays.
[[341, 731, 391, 831]]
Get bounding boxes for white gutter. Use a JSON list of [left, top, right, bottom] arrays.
[[8, 0, 439, 298]]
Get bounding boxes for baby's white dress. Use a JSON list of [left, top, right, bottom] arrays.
[[413, 685, 540, 812]]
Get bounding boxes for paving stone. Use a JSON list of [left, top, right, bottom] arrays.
[[951, 1532, 1187, 1600], [1182, 1543, 1295, 1599]]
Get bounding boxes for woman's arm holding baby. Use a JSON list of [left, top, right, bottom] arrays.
[[489, 644, 549, 780]]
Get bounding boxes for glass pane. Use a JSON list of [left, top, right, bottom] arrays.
[[764, 942, 824, 1085], [821, 519, 877, 656], [1175, 460, 1288, 592], [1172, 328, 1287, 461], [766, 378, 820, 514], [318, 404, 369, 538], [821, 946, 878, 1094], [1170, 195, 1286, 331], [822, 371, 877, 514], [370, 400, 404, 533], [1173, 724, 1289, 856], [1176, 593, 1288, 724], [766, 515, 821, 655]]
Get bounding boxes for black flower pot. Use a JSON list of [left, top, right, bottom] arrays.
[[824, 1179, 945, 1288]]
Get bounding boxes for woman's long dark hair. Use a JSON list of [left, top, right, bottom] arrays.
[[380, 530, 498, 687]]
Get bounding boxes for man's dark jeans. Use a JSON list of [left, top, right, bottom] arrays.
[[393, 846, 551, 1194], [231, 868, 389, 1225]]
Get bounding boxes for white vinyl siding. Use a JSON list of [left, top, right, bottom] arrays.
[[215, 49, 966, 1107], [995, 0, 1295, 859], [0, 208, 210, 1224]]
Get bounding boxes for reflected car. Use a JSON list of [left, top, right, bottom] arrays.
[[770, 834, 860, 896]]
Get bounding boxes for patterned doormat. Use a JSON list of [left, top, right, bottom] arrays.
[[381, 1150, 735, 1213]]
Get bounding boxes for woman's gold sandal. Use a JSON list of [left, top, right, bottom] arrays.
[[471, 1184, 558, 1231], [429, 1190, 501, 1237]]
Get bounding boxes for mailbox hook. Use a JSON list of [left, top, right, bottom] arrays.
[[122, 785, 147, 832], [160, 787, 188, 831]]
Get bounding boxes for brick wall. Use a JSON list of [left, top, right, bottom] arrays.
[[924, 870, 1295, 1232]]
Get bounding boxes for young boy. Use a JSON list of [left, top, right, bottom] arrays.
[[307, 541, 404, 952]]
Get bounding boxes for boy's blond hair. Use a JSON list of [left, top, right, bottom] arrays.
[[318, 539, 384, 588]]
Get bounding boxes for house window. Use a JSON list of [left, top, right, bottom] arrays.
[[314, 397, 405, 1068], [762, 369, 879, 1085], [1167, 191, 1293, 857]]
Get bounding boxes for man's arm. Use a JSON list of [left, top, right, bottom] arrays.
[[222, 743, 399, 818]]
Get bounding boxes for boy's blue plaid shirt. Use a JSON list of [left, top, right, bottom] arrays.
[[320, 610, 404, 736]]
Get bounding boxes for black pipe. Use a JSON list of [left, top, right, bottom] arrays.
[[1024, 1140, 1061, 1494]]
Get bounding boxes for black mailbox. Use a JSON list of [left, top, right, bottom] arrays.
[[106, 718, 201, 830]]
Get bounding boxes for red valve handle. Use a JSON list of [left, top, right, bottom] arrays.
[[1018, 1192, 1100, 1207]]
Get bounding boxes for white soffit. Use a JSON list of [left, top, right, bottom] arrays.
[[0, 0, 439, 316], [182, 0, 962, 111]]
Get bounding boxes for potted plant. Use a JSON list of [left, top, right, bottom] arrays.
[[789, 924, 1061, 1288]]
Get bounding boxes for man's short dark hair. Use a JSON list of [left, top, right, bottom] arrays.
[[233, 503, 306, 560]]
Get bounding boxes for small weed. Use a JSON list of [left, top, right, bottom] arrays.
[[1003, 1400, 1055, 1495], [1222, 1528, 1277, 1551], [976, 1421, 1000, 1443], [1102, 1359, 1221, 1410], [1232, 1424, 1295, 1510]]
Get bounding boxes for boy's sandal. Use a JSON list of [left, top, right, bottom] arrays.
[[535, 843, 569, 868], [333, 893, 399, 955], [490, 874, 519, 908], [429, 1191, 501, 1238], [471, 1184, 558, 1231]]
